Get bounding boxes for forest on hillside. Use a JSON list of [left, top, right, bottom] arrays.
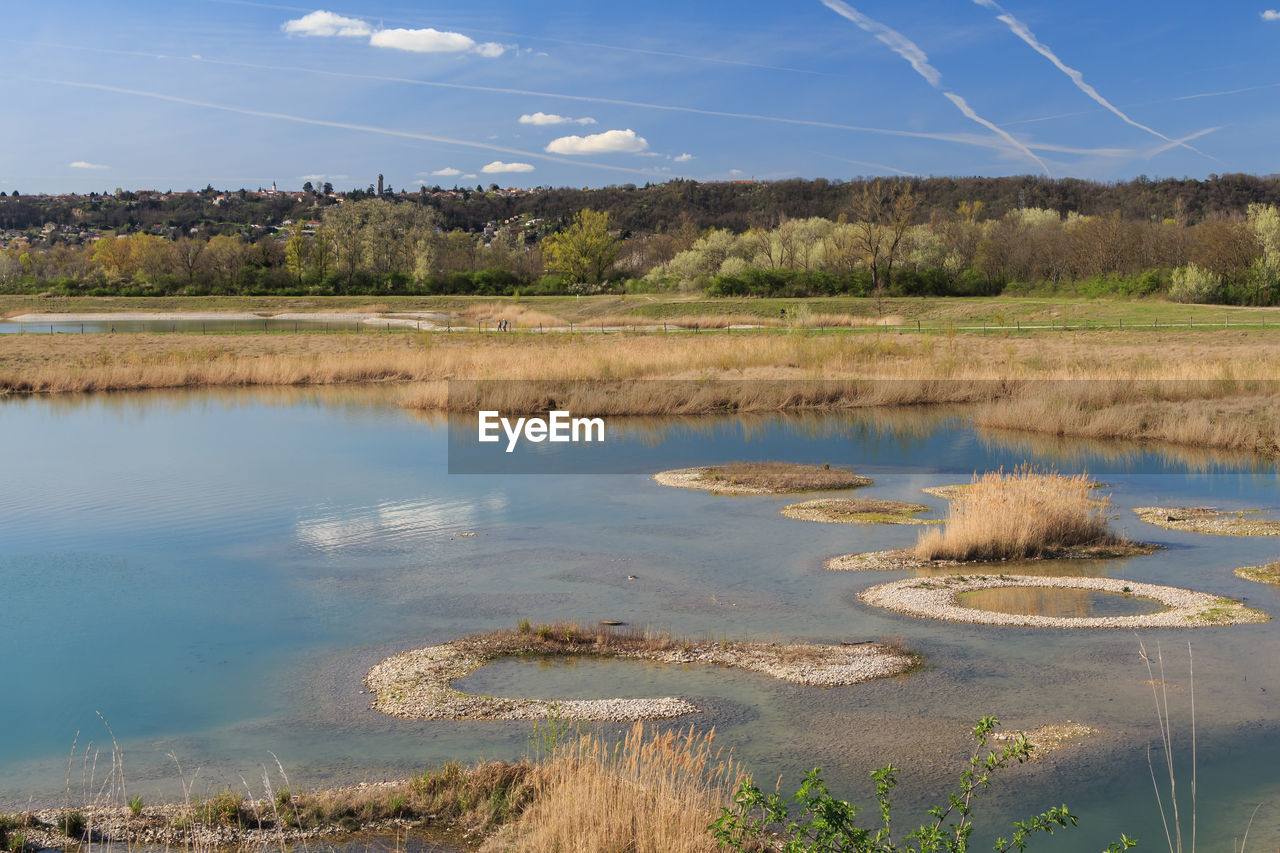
[[4, 174, 1280, 304]]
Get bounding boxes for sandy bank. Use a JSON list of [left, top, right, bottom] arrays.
[[366, 631, 916, 722], [858, 574, 1268, 628]]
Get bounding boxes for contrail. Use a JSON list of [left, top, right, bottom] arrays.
[[23, 78, 657, 176], [1142, 126, 1222, 159], [820, 153, 919, 176], [819, 0, 1051, 175], [1174, 81, 1280, 101], [971, 0, 1218, 162], [5, 39, 1051, 157], [182, 54, 1041, 154]]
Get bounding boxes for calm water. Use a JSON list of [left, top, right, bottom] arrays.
[[956, 587, 1168, 618], [3, 387, 1280, 850], [0, 319, 407, 334]]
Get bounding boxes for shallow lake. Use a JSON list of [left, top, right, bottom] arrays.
[[3, 387, 1279, 850]]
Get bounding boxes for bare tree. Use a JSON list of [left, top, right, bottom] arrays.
[[850, 179, 917, 309]]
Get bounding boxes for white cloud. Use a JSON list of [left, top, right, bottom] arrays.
[[430, 167, 462, 176], [69, 161, 108, 169], [463, 174, 478, 179], [300, 173, 326, 180], [480, 161, 534, 173], [1263, 9, 1280, 19], [729, 169, 744, 176], [545, 128, 649, 155], [283, 10, 371, 37], [371, 27, 475, 53], [519, 112, 596, 126], [673, 153, 694, 162], [285, 11, 505, 56]]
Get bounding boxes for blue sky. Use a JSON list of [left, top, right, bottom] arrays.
[[5, 1, 1279, 193]]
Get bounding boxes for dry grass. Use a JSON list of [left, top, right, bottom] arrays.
[[459, 620, 680, 656], [806, 312, 903, 327], [6, 328, 1280, 454], [913, 465, 1123, 561], [455, 303, 568, 329], [483, 723, 744, 853], [699, 461, 871, 492], [348, 302, 392, 314]]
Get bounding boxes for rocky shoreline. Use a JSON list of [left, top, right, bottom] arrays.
[[366, 629, 917, 721], [858, 574, 1268, 628]]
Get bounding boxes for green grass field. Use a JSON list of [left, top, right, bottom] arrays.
[[3, 293, 1279, 331]]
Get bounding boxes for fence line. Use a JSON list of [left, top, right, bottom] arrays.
[[0, 314, 1273, 337]]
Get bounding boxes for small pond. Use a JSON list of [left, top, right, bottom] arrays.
[[955, 586, 1168, 618]]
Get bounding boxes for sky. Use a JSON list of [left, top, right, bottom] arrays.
[[4, 0, 1280, 193]]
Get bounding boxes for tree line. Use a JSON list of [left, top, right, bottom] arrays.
[[6, 178, 1280, 304]]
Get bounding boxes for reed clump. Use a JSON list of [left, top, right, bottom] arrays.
[[483, 723, 743, 853], [913, 465, 1122, 561]]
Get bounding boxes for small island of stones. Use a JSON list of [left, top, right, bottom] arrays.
[[653, 461, 872, 495], [781, 498, 937, 525], [366, 623, 918, 721], [858, 575, 1267, 629], [1133, 506, 1280, 536]]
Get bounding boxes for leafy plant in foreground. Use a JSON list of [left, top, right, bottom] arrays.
[[710, 716, 1136, 853]]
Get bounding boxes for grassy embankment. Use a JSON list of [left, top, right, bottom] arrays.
[[1, 723, 741, 853], [7, 293, 1280, 327], [4, 295, 1280, 455]]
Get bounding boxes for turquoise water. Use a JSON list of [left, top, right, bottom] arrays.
[[2, 388, 1280, 850]]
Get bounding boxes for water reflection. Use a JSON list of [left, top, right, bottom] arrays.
[[956, 587, 1167, 618]]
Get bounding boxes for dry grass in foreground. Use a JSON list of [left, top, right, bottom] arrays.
[[483, 723, 743, 853], [914, 466, 1130, 562], [6, 723, 741, 853]]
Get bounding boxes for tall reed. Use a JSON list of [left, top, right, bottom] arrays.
[[484, 723, 743, 853], [913, 465, 1116, 561]]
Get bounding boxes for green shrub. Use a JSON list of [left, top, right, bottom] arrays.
[[128, 795, 144, 817], [57, 811, 85, 839], [1169, 264, 1220, 304], [710, 717, 1135, 853]]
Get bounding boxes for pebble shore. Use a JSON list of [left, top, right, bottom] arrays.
[[858, 574, 1268, 628], [366, 635, 916, 721]]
